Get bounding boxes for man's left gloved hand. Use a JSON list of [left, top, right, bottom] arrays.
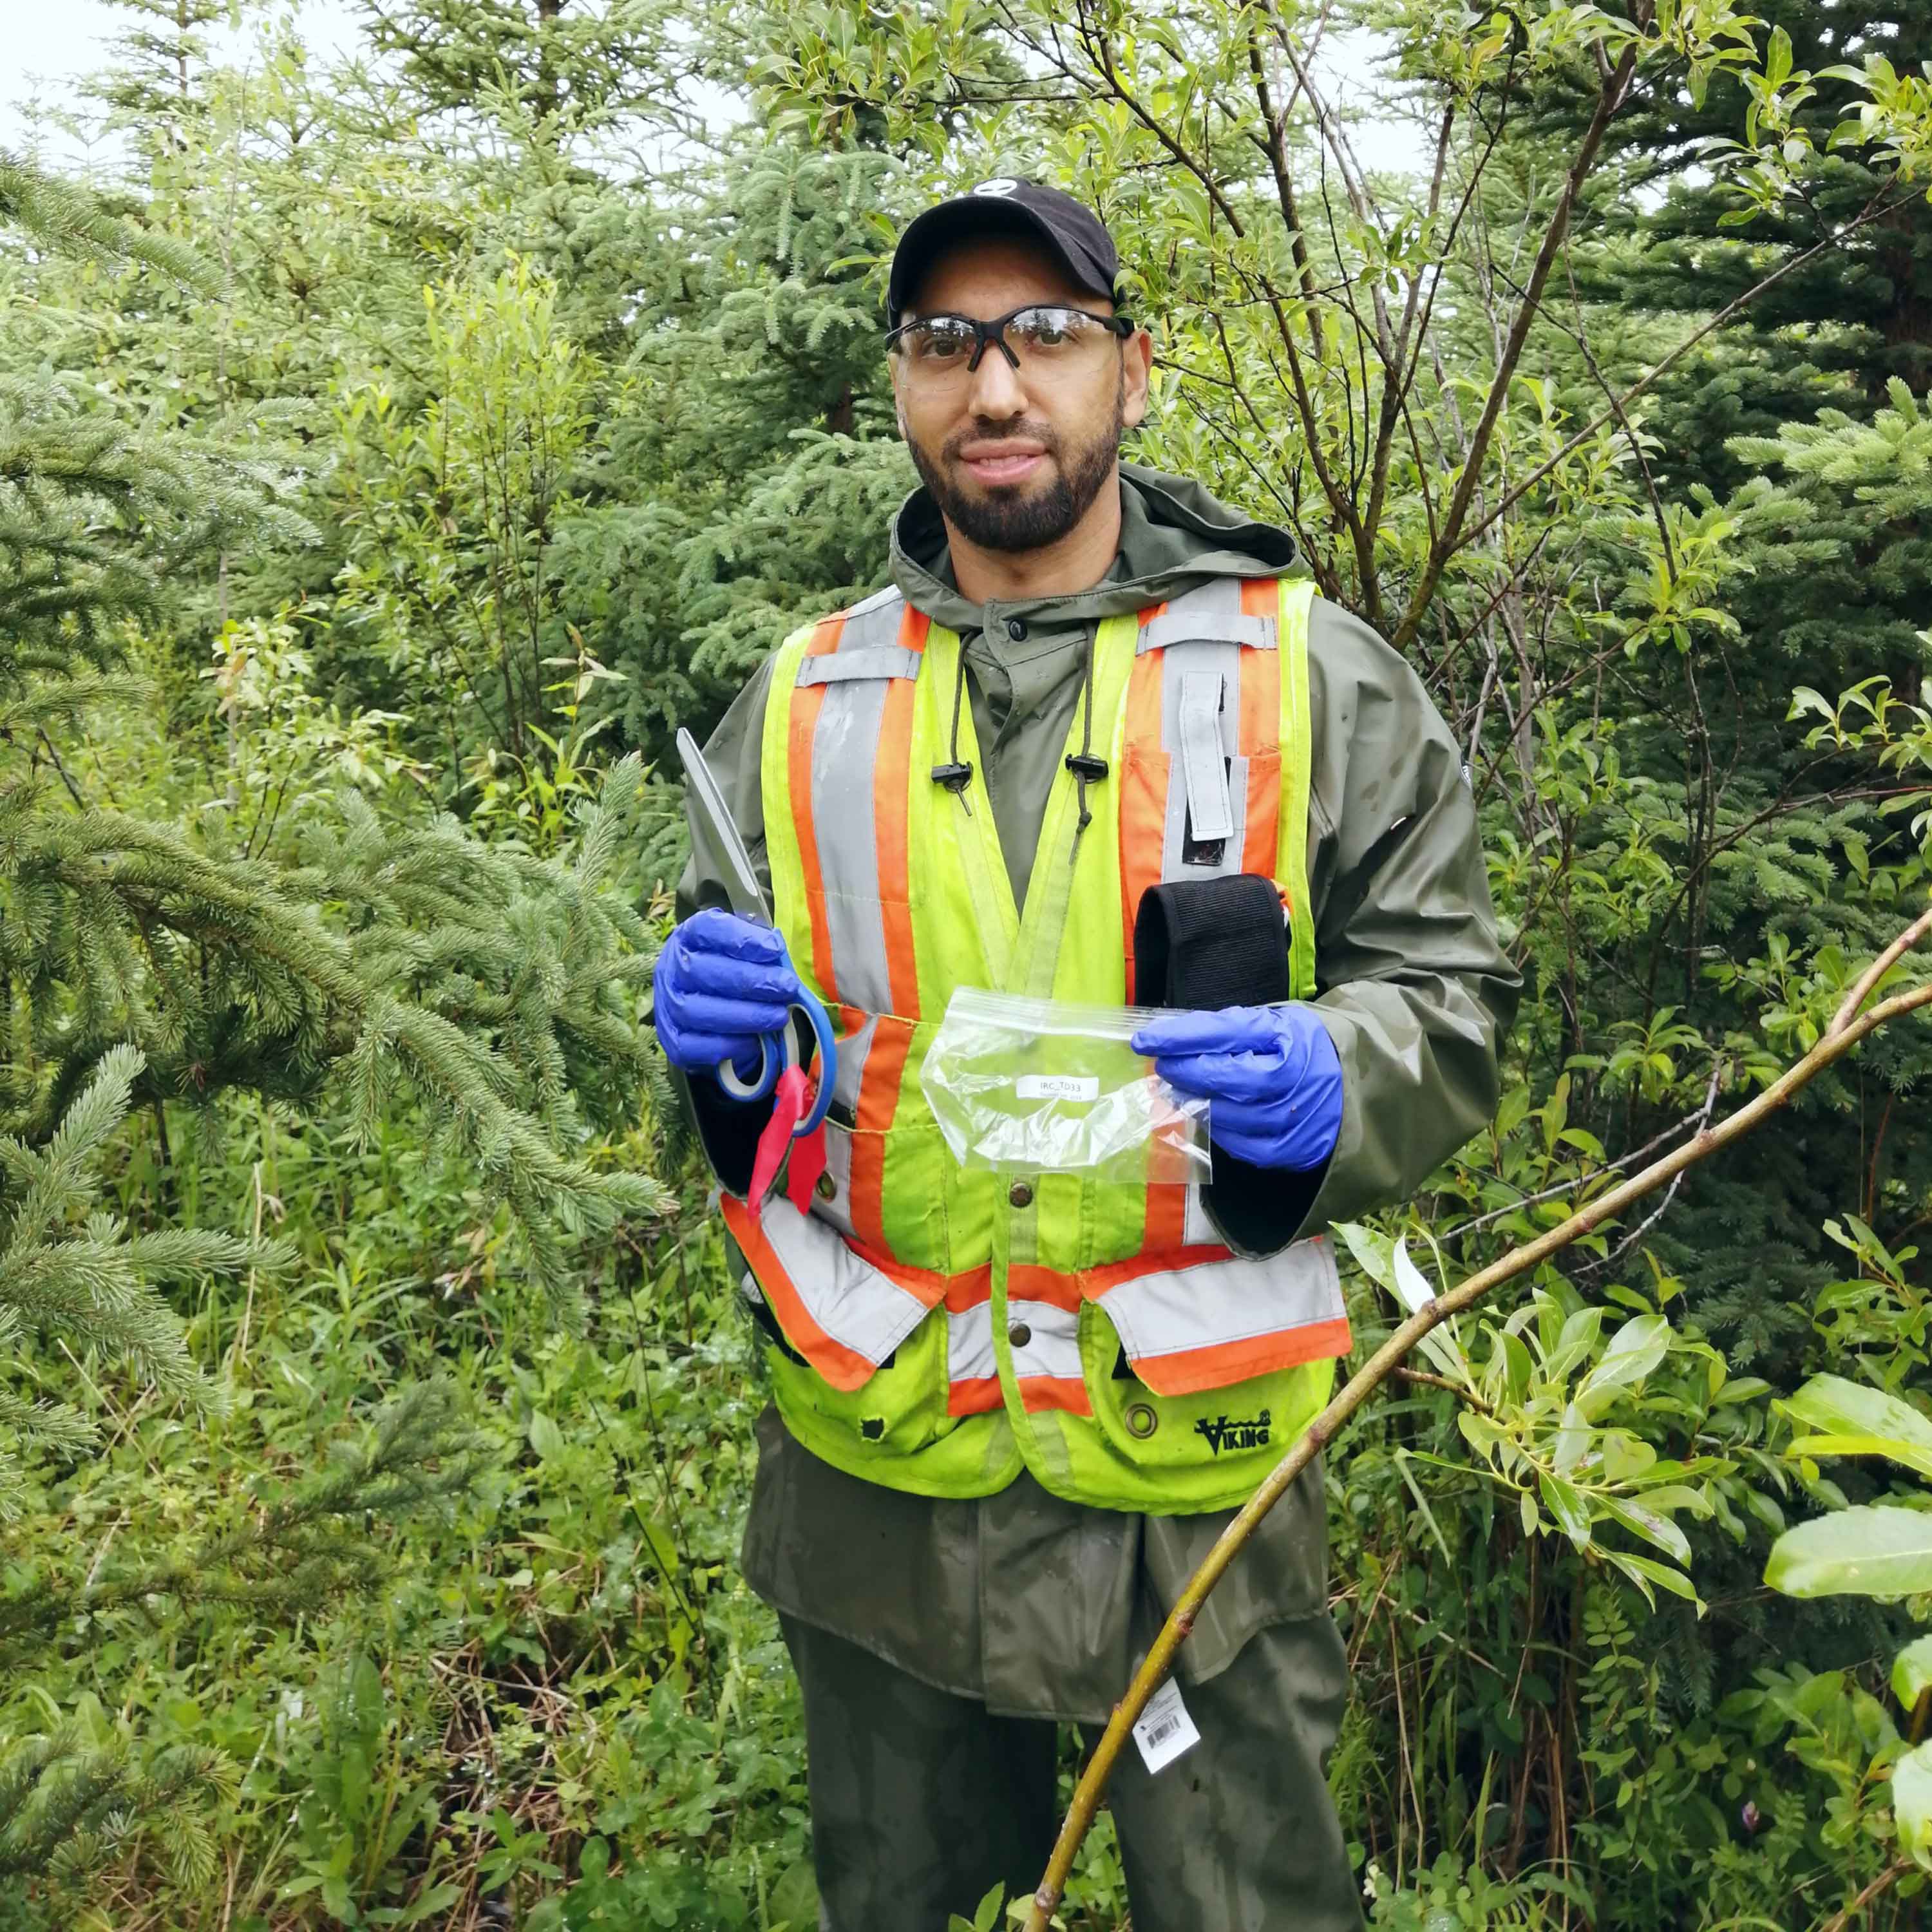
[[1130, 1004, 1343, 1171]]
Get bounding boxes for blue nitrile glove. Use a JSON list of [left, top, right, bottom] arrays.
[[1130, 1003, 1344, 1171], [652, 908, 804, 1084]]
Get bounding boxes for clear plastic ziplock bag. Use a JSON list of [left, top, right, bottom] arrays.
[[919, 987, 1211, 1182]]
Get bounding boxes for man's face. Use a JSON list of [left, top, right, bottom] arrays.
[[891, 234, 1151, 554]]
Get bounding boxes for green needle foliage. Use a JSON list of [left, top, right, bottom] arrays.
[[1, 1, 1930, 1924], [0, 146, 670, 1893]]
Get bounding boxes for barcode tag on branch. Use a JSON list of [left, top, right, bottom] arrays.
[[1131, 1677, 1200, 1775]]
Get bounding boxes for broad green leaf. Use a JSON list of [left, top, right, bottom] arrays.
[[1778, 1376, 1932, 1478], [1788, 1434, 1932, 1484], [1539, 1473, 1594, 1549], [1607, 1548, 1704, 1610], [1767, 1505, 1932, 1599], [1575, 1314, 1671, 1418], [528, 1409, 567, 1461], [1391, 1237, 1438, 1313], [1392, 1238, 1466, 1381], [1546, 1306, 1605, 1385], [1598, 1492, 1692, 1567], [1895, 1637, 1932, 1714], [1897, 1742, 1932, 1870], [1332, 1220, 1392, 1289], [1781, 1373, 1932, 1445], [1553, 1399, 1589, 1473]]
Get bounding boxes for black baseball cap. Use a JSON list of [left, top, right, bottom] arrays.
[[887, 178, 1120, 327]]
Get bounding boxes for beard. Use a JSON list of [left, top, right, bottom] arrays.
[[909, 381, 1124, 553]]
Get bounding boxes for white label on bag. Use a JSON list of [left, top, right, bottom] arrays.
[[1132, 1677, 1201, 1774], [1016, 1074, 1099, 1102]]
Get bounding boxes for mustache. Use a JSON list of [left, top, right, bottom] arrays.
[[941, 417, 1062, 464]]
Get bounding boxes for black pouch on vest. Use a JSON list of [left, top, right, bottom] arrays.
[[1132, 873, 1327, 1255]]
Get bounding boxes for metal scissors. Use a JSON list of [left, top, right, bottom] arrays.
[[676, 728, 838, 1136]]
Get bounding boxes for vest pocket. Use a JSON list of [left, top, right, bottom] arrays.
[[770, 1303, 961, 1458], [1082, 1305, 1330, 1477]]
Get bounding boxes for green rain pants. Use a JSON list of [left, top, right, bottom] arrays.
[[779, 1610, 1367, 1932]]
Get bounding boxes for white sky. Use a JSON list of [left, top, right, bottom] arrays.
[[2, 2, 1425, 179], [2, 0, 363, 161]]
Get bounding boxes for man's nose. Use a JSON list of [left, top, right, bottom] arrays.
[[966, 341, 1027, 420]]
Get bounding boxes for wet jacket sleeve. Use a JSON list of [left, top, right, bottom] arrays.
[[670, 656, 782, 1195], [1283, 601, 1519, 1242]]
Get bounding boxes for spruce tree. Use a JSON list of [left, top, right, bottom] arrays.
[[559, 138, 915, 764], [0, 149, 667, 1885], [99, 0, 230, 134], [357, 0, 692, 126]]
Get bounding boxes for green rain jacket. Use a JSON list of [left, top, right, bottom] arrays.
[[676, 462, 1519, 1723]]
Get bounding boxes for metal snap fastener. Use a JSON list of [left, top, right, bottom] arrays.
[[1008, 1321, 1032, 1349], [1126, 1403, 1158, 1439], [815, 1171, 837, 1201], [1008, 1179, 1034, 1209], [1006, 616, 1027, 641]]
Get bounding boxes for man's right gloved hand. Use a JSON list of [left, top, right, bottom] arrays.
[[652, 908, 806, 1083]]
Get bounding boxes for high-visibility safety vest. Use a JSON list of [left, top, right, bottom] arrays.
[[718, 573, 1354, 1512]]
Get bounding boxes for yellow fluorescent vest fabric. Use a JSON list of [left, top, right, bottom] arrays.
[[717, 573, 1353, 1512]]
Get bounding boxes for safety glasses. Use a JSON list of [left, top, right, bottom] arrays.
[[886, 304, 1136, 385]]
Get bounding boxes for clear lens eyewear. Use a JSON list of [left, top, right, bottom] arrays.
[[886, 304, 1135, 384]]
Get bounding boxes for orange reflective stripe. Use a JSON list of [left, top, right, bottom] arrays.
[[847, 1014, 912, 1250], [1075, 1245, 1232, 1295], [1141, 1182, 1189, 1255], [948, 1379, 1003, 1417], [943, 1265, 996, 1312], [1117, 609, 1168, 1001], [875, 605, 927, 1019], [944, 1268, 1004, 1415], [1016, 1377, 1091, 1416], [721, 1193, 876, 1392], [790, 614, 844, 998], [1003, 1264, 1082, 1312], [1238, 576, 1280, 625], [1124, 1318, 1352, 1398]]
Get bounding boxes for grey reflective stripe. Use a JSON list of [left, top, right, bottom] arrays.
[[1095, 1238, 1343, 1362], [810, 1121, 857, 1240], [1177, 670, 1233, 843], [805, 598, 907, 1012], [1138, 583, 1274, 654], [947, 1301, 998, 1382], [1139, 579, 1256, 883], [797, 645, 923, 686], [842, 583, 901, 619], [808, 1019, 875, 1241], [1005, 1299, 1082, 1381], [949, 1300, 1081, 1387], [1162, 643, 1241, 877], [760, 1196, 933, 1365], [830, 1012, 877, 1115]]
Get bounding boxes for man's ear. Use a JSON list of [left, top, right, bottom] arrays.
[[1121, 325, 1155, 431]]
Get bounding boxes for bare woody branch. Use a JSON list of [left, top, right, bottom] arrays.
[[1023, 912, 1932, 1930]]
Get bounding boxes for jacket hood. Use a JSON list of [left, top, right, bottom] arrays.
[[889, 460, 1300, 632]]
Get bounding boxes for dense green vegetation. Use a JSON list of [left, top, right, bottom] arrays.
[[3, 0, 1931, 1926]]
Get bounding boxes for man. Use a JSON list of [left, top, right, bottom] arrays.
[[653, 180, 1517, 1931]]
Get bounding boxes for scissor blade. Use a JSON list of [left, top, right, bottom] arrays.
[[676, 727, 772, 925]]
